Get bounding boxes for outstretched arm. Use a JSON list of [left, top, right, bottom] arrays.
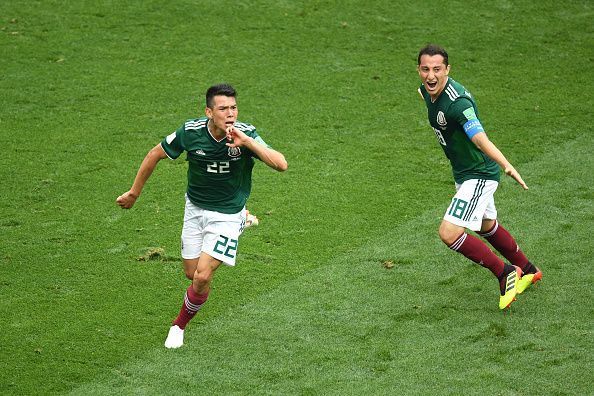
[[116, 144, 169, 209], [226, 126, 288, 172], [471, 132, 528, 190]]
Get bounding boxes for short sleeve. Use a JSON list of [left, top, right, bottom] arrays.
[[160, 125, 185, 159], [449, 98, 477, 126], [450, 98, 485, 139], [236, 122, 271, 149], [253, 135, 270, 148]]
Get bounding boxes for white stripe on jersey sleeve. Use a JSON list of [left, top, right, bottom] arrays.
[[445, 85, 460, 101], [185, 120, 207, 130], [234, 122, 256, 132]]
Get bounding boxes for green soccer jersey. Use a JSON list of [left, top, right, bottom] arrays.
[[161, 117, 267, 214], [419, 77, 500, 184]]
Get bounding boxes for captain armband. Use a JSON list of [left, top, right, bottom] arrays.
[[463, 119, 484, 139]]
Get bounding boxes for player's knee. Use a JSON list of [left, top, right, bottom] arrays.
[[438, 230, 450, 245], [192, 270, 212, 286], [183, 268, 194, 280], [438, 225, 457, 246], [183, 258, 199, 280]]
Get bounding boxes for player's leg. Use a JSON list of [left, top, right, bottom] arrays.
[[479, 219, 541, 293], [166, 207, 244, 348], [183, 257, 198, 280], [479, 219, 530, 271], [175, 256, 220, 328], [166, 197, 206, 349], [179, 195, 204, 281], [439, 219, 506, 278], [166, 256, 221, 349], [441, 180, 520, 309], [180, 207, 243, 319]]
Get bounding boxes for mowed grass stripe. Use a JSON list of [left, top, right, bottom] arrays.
[[70, 134, 592, 395]]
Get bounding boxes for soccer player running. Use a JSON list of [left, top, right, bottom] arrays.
[[116, 84, 287, 347], [416, 44, 541, 309]]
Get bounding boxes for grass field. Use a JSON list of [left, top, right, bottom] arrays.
[[1, 1, 593, 395]]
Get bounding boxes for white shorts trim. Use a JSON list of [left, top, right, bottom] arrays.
[[181, 196, 246, 266], [443, 179, 498, 231]]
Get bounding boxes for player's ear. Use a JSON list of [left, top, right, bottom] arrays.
[[205, 106, 212, 119], [445, 64, 451, 75]]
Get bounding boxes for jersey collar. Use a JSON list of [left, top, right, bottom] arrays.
[[206, 119, 226, 143]]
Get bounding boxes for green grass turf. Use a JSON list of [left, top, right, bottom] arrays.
[[1, 0, 592, 394]]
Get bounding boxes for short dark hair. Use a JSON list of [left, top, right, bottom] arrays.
[[417, 44, 449, 66], [206, 83, 236, 108]]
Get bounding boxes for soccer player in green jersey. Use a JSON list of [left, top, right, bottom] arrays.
[[416, 44, 542, 309], [117, 84, 287, 347]]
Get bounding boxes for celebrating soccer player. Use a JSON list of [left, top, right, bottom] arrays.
[[416, 44, 541, 309], [117, 84, 287, 347]]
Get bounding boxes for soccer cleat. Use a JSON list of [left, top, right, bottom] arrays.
[[245, 210, 259, 228], [517, 266, 542, 294], [499, 266, 522, 310], [164, 325, 184, 349]]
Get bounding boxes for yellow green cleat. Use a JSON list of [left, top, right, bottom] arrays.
[[517, 266, 542, 294], [499, 266, 522, 310]]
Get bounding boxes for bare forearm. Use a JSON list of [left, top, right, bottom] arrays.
[[473, 135, 511, 170], [117, 144, 166, 209], [131, 158, 157, 195], [130, 144, 167, 195], [471, 132, 528, 189], [245, 138, 288, 172]]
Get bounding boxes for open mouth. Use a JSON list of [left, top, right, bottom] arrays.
[[426, 81, 437, 90]]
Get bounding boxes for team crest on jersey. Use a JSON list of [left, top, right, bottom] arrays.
[[437, 111, 447, 129], [228, 147, 241, 157]]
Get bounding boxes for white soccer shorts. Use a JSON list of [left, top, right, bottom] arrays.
[[181, 195, 246, 266], [443, 179, 498, 231]]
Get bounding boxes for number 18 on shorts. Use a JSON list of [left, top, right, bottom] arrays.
[[443, 179, 498, 231]]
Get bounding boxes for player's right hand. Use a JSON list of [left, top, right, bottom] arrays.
[[116, 191, 138, 209]]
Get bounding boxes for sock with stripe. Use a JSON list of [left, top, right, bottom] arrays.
[[172, 286, 209, 330], [448, 233, 505, 278], [478, 220, 535, 274]]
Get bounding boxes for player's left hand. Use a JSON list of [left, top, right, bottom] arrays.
[[504, 166, 528, 190], [225, 126, 251, 148]]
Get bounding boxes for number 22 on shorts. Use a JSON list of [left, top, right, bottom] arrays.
[[213, 235, 238, 258]]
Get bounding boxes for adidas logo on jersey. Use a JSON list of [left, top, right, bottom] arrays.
[[195, 149, 206, 155]]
